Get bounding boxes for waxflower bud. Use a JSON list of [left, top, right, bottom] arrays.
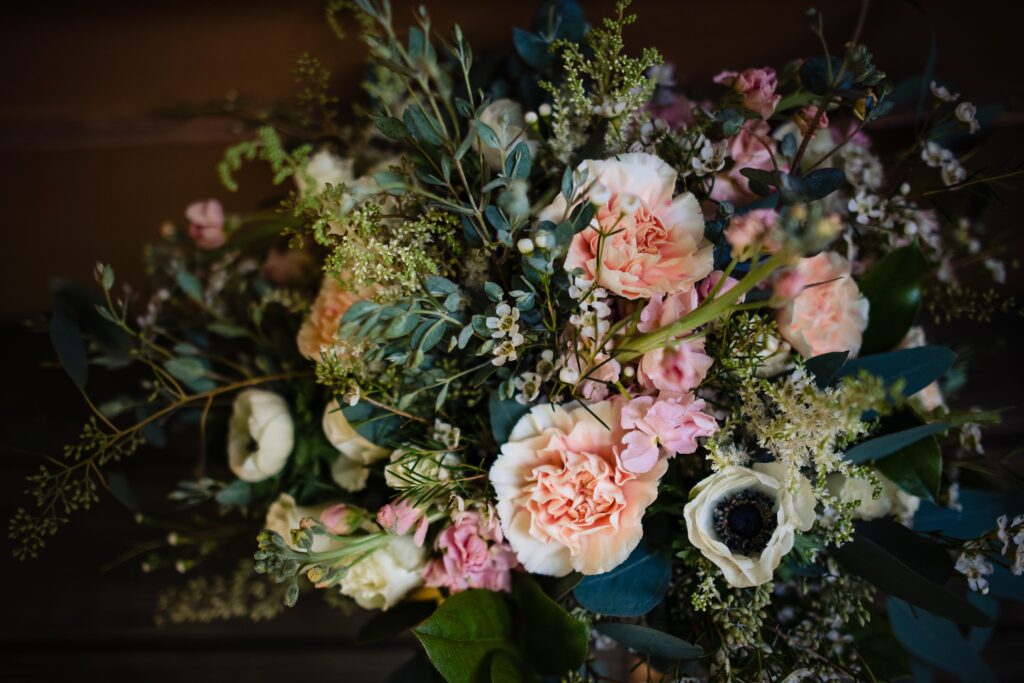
[[517, 238, 535, 254], [524, 111, 538, 125], [538, 103, 552, 117], [534, 232, 553, 250]]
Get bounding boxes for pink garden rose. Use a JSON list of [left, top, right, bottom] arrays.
[[423, 510, 518, 593], [620, 393, 717, 473], [714, 67, 781, 119], [377, 500, 429, 547], [711, 121, 777, 205], [543, 152, 713, 300], [489, 401, 666, 576], [296, 277, 362, 360], [185, 199, 226, 249], [635, 290, 714, 394], [777, 251, 870, 358]]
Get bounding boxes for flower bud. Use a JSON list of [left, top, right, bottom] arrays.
[[517, 238, 535, 254], [589, 182, 611, 207], [538, 103, 552, 117], [524, 111, 538, 125], [534, 232, 553, 250]]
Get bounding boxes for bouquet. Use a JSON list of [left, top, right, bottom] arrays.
[[14, 1, 1024, 680]]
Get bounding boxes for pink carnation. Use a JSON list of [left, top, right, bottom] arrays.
[[635, 291, 713, 394], [714, 67, 781, 119], [711, 121, 778, 204], [185, 199, 226, 249], [543, 153, 713, 300], [423, 510, 517, 594], [698, 270, 744, 303], [620, 394, 718, 473], [777, 252, 870, 358], [296, 278, 363, 360]]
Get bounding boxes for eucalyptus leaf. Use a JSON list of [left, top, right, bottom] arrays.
[[888, 597, 996, 683], [489, 391, 530, 444], [376, 115, 408, 140], [844, 421, 949, 464], [49, 303, 88, 390], [834, 346, 956, 397], [573, 543, 671, 617], [592, 623, 702, 661]]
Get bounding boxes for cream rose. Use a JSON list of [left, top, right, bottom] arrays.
[[826, 470, 921, 524], [542, 152, 713, 300], [264, 493, 340, 553], [777, 251, 870, 359], [489, 401, 666, 576], [297, 278, 363, 360], [323, 400, 390, 492], [227, 390, 294, 482], [339, 535, 425, 610], [684, 463, 816, 588]]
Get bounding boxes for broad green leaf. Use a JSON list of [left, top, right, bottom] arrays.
[[835, 345, 955, 397], [489, 391, 530, 444], [412, 589, 515, 683], [484, 281, 504, 302], [844, 422, 949, 464], [512, 576, 587, 676], [376, 116, 408, 140], [888, 597, 996, 683], [859, 245, 928, 353], [874, 434, 942, 501], [49, 303, 88, 390], [573, 543, 671, 617], [403, 106, 443, 147], [805, 350, 849, 388], [592, 623, 702, 661]]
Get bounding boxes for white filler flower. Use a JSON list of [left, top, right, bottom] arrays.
[[227, 390, 294, 482]]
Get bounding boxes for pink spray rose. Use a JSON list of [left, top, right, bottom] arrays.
[[635, 290, 714, 394], [620, 394, 718, 473], [319, 503, 358, 535], [697, 270, 744, 303], [377, 500, 429, 547], [423, 510, 518, 594], [711, 121, 778, 205], [777, 251, 870, 358], [713, 67, 781, 119], [542, 152, 713, 300], [296, 277, 363, 360], [723, 209, 779, 259], [489, 401, 666, 576], [185, 199, 226, 249]]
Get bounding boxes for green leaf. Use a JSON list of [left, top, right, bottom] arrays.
[[419, 320, 447, 354], [474, 121, 501, 150], [215, 480, 253, 507], [573, 544, 671, 617], [888, 597, 996, 683], [208, 322, 249, 338], [404, 106, 444, 147], [835, 345, 956, 397], [412, 589, 515, 683], [844, 422, 949, 464], [49, 303, 88, 390], [504, 141, 532, 180], [359, 601, 436, 644], [805, 350, 849, 388], [592, 623, 702, 661], [834, 520, 992, 626], [489, 391, 530, 444], [484, 281, 504, 302], [376, 116, 409, 140], [802, 167, 846, 199], [875, 434, 942, 501], [512, 576, 587, 676], [488, 651, 534, 683], [859, 245, 928, 353], [176, 269, 204, 302], [386, 313, 420, 339], [163, 356, 206, 383]]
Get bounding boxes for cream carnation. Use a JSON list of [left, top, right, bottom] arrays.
[[489, 401, 666, 576], [339, 535, 425, 610], [227, 390, 294, 482], [297, 278, 363, 360], [777, 251, 870, 358], [543, 152, 713, 300], [323, 400, 390, 492], [684, 463, 816, 588]]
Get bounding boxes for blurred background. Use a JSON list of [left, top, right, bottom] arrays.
[[1, 0, 1023, 680]]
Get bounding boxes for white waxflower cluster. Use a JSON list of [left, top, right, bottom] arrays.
[[956, 541, 995, 594], [513, 350, 559, 405], [921, 141, 967, 187], [567, 275, 612, 342], [839, 143, 884, 191], [689, 133, 729, 178], [998, 514, 1024, 576], [486, 302, 526, 366]]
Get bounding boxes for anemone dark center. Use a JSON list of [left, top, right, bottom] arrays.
[[713, 489, 777, 556]]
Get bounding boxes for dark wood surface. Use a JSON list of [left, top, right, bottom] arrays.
[[2, 1, 1024, 681]]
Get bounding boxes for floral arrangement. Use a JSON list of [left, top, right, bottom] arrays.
[[14, 1, 1024, 681]]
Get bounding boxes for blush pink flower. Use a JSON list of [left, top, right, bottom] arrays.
[[794, 104, 830, 137], [423, 510, 518, 594], [698, 270, 744, 303], [723, 209, 779, 259], [711, 121, 778, 204], [777, 251, 870, 358], [635, 290, 714, 394], [542, 153, 713, 300], [489, 401, 666, 576], [377, 500, 429, 547], [185, 199, 226, 249], [620, 394, 718, 473], [771, 268, 807, 301], [296, 278, 362, 360], [714, 67, 781, 119]]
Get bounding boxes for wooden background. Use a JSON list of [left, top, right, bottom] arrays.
[[1, 1, 1023, 680]]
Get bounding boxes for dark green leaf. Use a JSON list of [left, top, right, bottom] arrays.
[[592, 623, 702, 661], [412, 589, 515, 683], [484, 281, 504, 302], [420, 320, 447, 353], [874, 434, 942, 501], [888, 597, 996, 683], [504, 141, 532, 180], [573, 544, 671, 617], [176, 269, 204, 301], [805, 350, 849, 388], [489, 391, 530, 444], [376, 116, 409, 140], [513, 28, 551, 69], [844, 422, 949, 464], [859, 245, 928, 353], [215, 480, 253, 507], [404, 106, 443, 147], [803, 167, 845, 199], [512, 576, 587, 676], [474, 121, 500, 150], [425, 275, 458, 296], [49, 303, 88, 390], [835, 346, 956, 397]]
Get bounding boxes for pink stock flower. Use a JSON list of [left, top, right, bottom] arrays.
[[422, 510, 518, 594], [377, 500, 429, 547], [489, 401, 666, 576], [777, 252, 870, 358], [185, 199, 226, 249], [296, 278, 362, 360], [620, 394, 718, 473], [723, 209, 779, 258], [711, 121, 778, 204], [635, 291, 714, 394], [544, 152, 713, 300], [714, 67, 781, 119]]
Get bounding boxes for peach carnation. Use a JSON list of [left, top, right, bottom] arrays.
[[296, 277, 361, 360], [542, 152, 713, 300], [777, 251, 870, 358], [489, 401, 666, 576]]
